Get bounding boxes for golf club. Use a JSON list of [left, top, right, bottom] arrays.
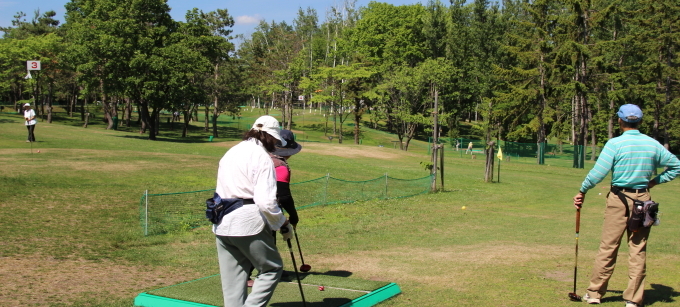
[[293, 226, 311, 272], [568, 208, 582, 302], [286, 238, 307, 307]]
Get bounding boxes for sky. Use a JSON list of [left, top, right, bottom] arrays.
[[1, 0, 425, 40]]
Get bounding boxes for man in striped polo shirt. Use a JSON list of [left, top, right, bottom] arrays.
[[573, 104, 680, 307]]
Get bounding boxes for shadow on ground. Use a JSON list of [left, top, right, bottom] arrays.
[[281, 270, 353, 282], [603, 284, 679, 305], [646, 284, 679, 305], [270, 297, 352, 307]]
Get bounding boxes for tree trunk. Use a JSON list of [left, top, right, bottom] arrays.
[[99, 80, 117, 130], [80, 95, 86, 121], [69, 84, 77, 118], [46, 81, 53, 123], [83, 112, 90, 128], [139, 102, 156, 140], [353, 98, 362, 144], [204, 105, 210, 132], [182, 109, 191, 138], [212, 94, 220, 138], [484, 141, 495, 182], [125, 98, 132, 127]]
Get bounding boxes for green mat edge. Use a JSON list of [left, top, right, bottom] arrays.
[[134, 293, 217, 307], [133, 282, 401, 307], [340, 283, 401, 307]]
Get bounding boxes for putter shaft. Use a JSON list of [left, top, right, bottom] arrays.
[[293, 226, 306, 264], [286, 239, 307, 307]]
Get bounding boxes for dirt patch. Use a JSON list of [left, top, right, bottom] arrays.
[[316, 242, 572, 290], [0, 255, 202, 306], [298, 142, 421, 160]]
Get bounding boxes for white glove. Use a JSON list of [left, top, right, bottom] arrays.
[[280, 223, 293, 241]]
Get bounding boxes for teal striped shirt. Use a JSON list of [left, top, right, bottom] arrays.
[[580, 130, 680, 193]]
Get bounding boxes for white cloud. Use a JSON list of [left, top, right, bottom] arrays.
[[235, 14, 262, 25]]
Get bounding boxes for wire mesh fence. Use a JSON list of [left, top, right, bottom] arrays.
[[430, 137, 601, 167], [139, 174, 433, 236]]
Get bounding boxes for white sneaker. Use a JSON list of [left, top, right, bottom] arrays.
[[583, 293, 600, 304], [625, 301, 639, 307]]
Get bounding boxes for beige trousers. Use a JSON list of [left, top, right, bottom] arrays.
[[587, 190, 651, 305]]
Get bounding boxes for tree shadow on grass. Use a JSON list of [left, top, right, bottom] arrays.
[[0, 119, 19, 123], [602, 284, 678, 305]]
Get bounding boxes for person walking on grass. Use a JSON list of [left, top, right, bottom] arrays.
[[213, 115, 294, 307], [466, 141, 473, 154], [573, 104, 680, 307], [23, 103, 37, 142], [247, 129, 303, 287]]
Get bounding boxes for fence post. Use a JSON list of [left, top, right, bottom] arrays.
[[323, 173, 330, 205], [144, 189, 149, 236]]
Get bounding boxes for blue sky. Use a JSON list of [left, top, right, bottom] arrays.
[[1, 0, 424, 39]]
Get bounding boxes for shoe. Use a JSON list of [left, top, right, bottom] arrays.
[[247, 279, 254, 287], [625, 301, 639, 307], [583, 293, 600, 304], [26, 140, 30, 142]]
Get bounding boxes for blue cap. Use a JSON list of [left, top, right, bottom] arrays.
[[617, 104, 642, 123]]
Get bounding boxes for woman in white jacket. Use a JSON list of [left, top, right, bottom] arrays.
[[213, 115, 293, 307]]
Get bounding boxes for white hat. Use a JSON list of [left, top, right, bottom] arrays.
[[24, 103, 30, 107], [252, 116, 286, 147]]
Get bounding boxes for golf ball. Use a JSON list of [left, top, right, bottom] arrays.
[[599, 193, 601, 195], [461, 206, 466, 210], [319, 286, 325, 291]]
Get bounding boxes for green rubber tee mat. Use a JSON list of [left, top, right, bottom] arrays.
[[135, 271, 400, 307]]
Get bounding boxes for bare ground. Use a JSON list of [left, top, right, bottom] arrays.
[[0, 255, 202, 306]]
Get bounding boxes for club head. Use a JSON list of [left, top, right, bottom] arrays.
[[300, 264, 311, 272], [568, 293, 582, 302]]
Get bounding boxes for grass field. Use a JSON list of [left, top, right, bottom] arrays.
[[1, 109, 680, 307]]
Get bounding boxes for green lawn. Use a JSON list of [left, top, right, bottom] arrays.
[[1, 110, 679, 307]]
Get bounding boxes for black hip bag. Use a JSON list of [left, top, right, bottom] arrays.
[[205, 193, 254, 225], [610, 186, 659, 232]]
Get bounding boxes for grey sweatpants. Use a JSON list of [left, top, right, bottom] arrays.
[[216, 226, 283, 307]]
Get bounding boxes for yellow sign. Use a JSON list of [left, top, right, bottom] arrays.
[[497, 146, 503, 160]]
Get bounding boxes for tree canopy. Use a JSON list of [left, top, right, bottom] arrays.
[[1, 0, 679, 157]]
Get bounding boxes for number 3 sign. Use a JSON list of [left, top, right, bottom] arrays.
[[27, 61, 41, 70]]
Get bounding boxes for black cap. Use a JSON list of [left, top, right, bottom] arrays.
[[272, 129, 302, 157]]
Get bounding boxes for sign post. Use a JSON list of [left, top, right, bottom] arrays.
[[26, 61, 41, 116]]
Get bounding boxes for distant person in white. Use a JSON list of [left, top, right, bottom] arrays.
[[23, 103, 36, 142], [213, 115, 293, 307]]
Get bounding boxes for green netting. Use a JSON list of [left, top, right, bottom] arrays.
[[139, 189, 215, 236], [430, 137, 600, 167], [140, 174, 433, 236]]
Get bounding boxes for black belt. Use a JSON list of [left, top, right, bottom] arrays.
[[243, 199, 255, 205], [613, 187, 648, 193]]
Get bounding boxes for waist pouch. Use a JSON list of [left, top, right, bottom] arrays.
[[205, 193, 253, 224], [610, 187, 659, 232]]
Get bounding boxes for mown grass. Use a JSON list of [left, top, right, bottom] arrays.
[[1, 110, 679, 307]]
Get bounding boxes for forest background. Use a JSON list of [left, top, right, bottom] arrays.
[[1, 0, 679, 159]]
